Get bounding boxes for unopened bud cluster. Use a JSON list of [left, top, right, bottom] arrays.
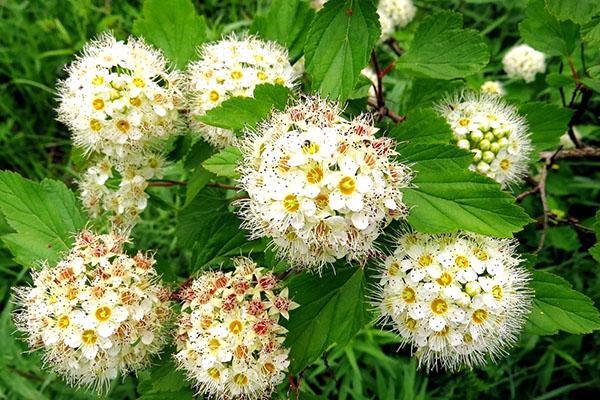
[[502, 44, 546, 83]]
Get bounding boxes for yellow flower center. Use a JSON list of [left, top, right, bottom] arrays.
[[455, 255, 470, 268], [233, 373, 249, 386], [302, 141, 320, 155], [338, 176, 356, 195], [81, 329, 98, 345], [209, 90, 220, 102], [92, 98, 104, 110], [257, 71, 267, 80], [430, 298, 448, 315], [277, 156, 290, 172], [130, 96, 142, 107], [57, 315, 70, 329], [208, 338, 220, 350], [207, 367, 220, 380], [405, 318, 418, 331], [275, 77, 285, 85], [402, 287, 416, 304], [315, 193, 329, 209], [66, 288, 79, 300], [500, 159, 511, 171], [459, 118, 470, 127], [436, 272, 453, 286], [306, 165, 324, 184], [473, 248, 489, 261], [418, 254, 433, 267], [492, 285, 503, 300], [283, 194, 300, 213], [132, 77, 145, 88], [95, 306, 112, 322], [92, 75, 104, 85], [116, 120, 130, 132], [464, 332, 473, 343], [472, 309, 488, 324], [89, 119, 102, 131], [262, 362, 275, 375], [231, 70, 243, 80], [388, 262, 400, 276], [435, 326, 450, 336], [229, 320, 243, 334]]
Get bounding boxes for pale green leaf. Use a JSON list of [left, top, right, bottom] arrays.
[[284, 267, 369, 374], [396, 11, 489, 79], [202, 147, 242, 179], [197, 84, 290, 131], [304, 0, 381, 101], [0, 171, 86, 267], [133, 0, 208, 69], [525, 270, 600, 335], [545, 0, 600, 25]]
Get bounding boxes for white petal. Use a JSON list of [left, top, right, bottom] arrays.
[[351, 213, 369, 230], [141, 331, 154, 345], [356, 175, 373, 193], [82, 345, 98, 360], [346, 194, 364, 212], [97, 322, 116, 338], [113, 306, 129, 322], [429, 316, 446, 332]]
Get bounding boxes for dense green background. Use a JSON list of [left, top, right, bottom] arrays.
[[1, 0, 600, 399]]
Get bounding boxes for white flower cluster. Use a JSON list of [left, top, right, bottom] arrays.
[[480, 80, 505, 96], [57, 33, 184, 225], [378, 0, 417, 40], [375, 232, 532, 371], [436, 92, 532, 187], [502, 44, 546, 83], [237, 96, 413, 271], [13, 230, 172, 392], [187, 35, 298, 149], [175, 257, 297, 400]]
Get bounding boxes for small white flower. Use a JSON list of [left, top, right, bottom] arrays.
[[378, 0, 417, 40], [480, 80, 505, 96], [374, 232, 532, 372], [13, 230, 172, 393], [436, 92, 532, 187], [186, 34, 299, 148], [502, 44, 546, 83], [237, 96, 413, 272], [174, 257, 297, 400]]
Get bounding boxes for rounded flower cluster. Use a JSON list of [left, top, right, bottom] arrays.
[[57, 33, 184, 226], [187, 35, 298, 148], [378, 0, 417, 40], [502, 44, 546, 83], [436, 92, 532, 187], [375, 232, 532, 371], [174, 257, 297, 399], [237, 96, 413, 271], [57, 32, 183, 157], [13, 230, 172, 392], [480, 80, 505, 96]]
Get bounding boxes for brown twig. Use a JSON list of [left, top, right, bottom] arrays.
[[368, 50, 406, 124], [367, 99, 406, 123], [539, 146, 600, 161], [385, 37, 404, 57], [147, 180, 240, 191]]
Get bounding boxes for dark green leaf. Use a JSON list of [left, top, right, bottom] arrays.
[[137, 351, 194, 400], [0, 171, 86, 267], [396, 11, 489, 79], [520, 102, 574, 152], [251, 0, 315, 61], [133, 0, 208, 69], [545, 0, 600, 25], [197, 84, 290, 131], [304, 0, 381, 101], [284, 267, 369, 374], [389, 108, 452, 144], [525, 270, 600, 335], [519, 0, 579, 57]]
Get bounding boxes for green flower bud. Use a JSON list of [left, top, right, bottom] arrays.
[[482, 151, 495, 163], [479, 139, 491, 151], [472, 149, 482, 162], [457, 139, 470, 150], [476, 161, 490, 173], [470, 130, 483, 142], [490, 142, 501, 154], [484, 132, 495, 142]]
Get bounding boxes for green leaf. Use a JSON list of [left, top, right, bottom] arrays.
[[546, 226, 580, 251], [389, 108, 452, 144], [545, 72, 574, 88], [251, 0, 315, 61], [304, 0, 381, 102], [0, 171, 86, 267], [137, 351, 194, 400], [133, 0, 208, 69], [197, 84, 290, 131], [525, 270, 600, 335], [177, 188, 261, 271], [184, 140, 216, 207], [590, 210, 600, 263], [520, 102, 574, 152], [284, 267, 369, 374], [581, 19, 600, 45], [396, 11, 489, 79], [545, 0, 600, 25], [519, 0, 579, 57], [202, 146, 242, 179], [400, 146, 531, 237]]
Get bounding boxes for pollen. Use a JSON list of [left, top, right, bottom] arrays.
[[455, 255, 470, 268], [209, 90, 220, 102], [81, 329, 98, 345], [431, 298, 449, 315], [116, 120, 130, 132], [472, 309, 488, 324], [57, 315, 70, 329], [229, 320, 243, 334], [436, 272, 453, 286], [402, 287, 416, 303], [338, 176, 356, 195], [233, 373, 249, 386], [92, 98, 105, 110], [283, 194, 300, 213], [95, 306, 112, 322], [306, 165, 324, 184]]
